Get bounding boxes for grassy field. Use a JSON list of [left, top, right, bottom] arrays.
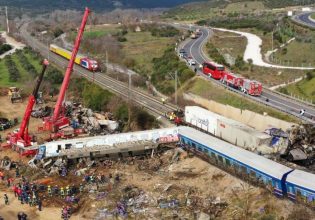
[[206, 29, 307, 86], [273, 39, 315, 67], [122, 31, 175, 75], [0, 49, 42, 88], [311, 12, 315, 20], [185, 77, 299, 123], [68, 24, 120, 41], [210, 30, 247, 61], [224, 1, 265, 13], [280, 74, 315, 102]]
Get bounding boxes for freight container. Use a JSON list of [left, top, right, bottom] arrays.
[[184, 106, 223, 135], [216, 117, 272, 151]]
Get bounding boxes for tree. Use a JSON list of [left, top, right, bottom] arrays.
[[247, 58, 253, 72]]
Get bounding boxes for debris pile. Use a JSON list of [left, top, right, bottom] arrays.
[[0, 117, 17, 131], [31, 106, 52, 118], [266, 124, 315, 165], [63, 102, 119, 135]]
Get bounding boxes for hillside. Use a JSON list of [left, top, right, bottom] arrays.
[[0, 0, 207, 12], [164, 0, 315, 20]]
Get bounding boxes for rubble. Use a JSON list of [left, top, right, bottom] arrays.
[[31, 106, 52, 118]]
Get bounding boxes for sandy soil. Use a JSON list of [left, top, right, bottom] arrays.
[[0, 95, 52, 145]]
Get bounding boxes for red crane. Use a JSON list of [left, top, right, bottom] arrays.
[[6, 59, 49, 154], [42, 7, 91, 133]]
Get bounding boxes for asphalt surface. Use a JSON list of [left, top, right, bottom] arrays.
[[19, 22, 177, 122], [292, 12, 315, 28], [178, 26, 315, 123]]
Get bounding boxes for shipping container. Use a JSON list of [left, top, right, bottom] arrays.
[[185, 106, 272, 152], [185, 106, 223, 135], [217, 117, 272, 150]]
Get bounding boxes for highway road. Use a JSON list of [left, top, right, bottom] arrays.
[[292, 11, 315, 28], [180, 26, 315, 123], [19, 23, 178, 120]]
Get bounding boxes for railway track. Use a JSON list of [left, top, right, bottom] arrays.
[[20, 23, 177, 117]]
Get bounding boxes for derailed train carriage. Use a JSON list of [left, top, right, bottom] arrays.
[[177, 126, 315, 205], [34, 128, 180, 160]]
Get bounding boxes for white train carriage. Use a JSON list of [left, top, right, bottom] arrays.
[[35, 127, 180, 160], [178, 127, 293, 196], [286, 169, 315, 203]]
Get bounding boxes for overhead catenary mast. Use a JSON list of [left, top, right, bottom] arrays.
[[5, 6, 9, 33]]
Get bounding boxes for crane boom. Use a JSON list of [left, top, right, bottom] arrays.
[[6, 59, 49, 150], [18, 59, 49, 140], [52, 7, 90, 122]]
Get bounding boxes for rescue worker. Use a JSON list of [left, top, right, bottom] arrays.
[[60, 187, 65, 198], [27, 195, 31, 206], [79, 183, 84, 193], [161, 98, 166, 105], [15, 167, 20, 178], [38, 199, 42, 211], [66, 186, 70, 196], [4, 193, 8, 205], [12, 185, 18, 197], [47, 185, 52, 197]]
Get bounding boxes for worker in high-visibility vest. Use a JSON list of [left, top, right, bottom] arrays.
[[66, 186, 70, 196], [47, 185, 52, 197], [161, 98, 166, 105], [60, 187, 65, 198]]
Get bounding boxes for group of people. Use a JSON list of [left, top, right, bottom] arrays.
[[11, 176, 43, 211]]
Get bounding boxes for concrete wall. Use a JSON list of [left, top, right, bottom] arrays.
[[183, 93, 295, 131]]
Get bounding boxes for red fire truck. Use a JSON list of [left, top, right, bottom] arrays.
[[202, 62, 225, 80], [222, 72, 262, 96], [240, 79, 262, 96], [221, 72, 244, 88]]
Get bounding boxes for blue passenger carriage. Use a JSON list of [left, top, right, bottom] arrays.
[[286, 170, 315, 204], [178, 127, 293, 197]]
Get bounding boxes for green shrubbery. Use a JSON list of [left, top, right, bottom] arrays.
[[45, 68, 64, 84], [198, 17, 275, 33], [4, 56, 20, 82], [151, 47, 195, 95], [206, 42, 229, 67], [15, 50, 37, 77], [0, 44, 12, 55]]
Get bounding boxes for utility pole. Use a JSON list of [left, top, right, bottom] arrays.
[[105, 51, 108, 73], [5, 6, 9, 33], [271, 31, 273, 61], [127, 71, 132, 130], [175, 71, 178, 108]]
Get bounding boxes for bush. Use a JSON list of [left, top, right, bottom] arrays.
[[53, 28, 64, 38], [4, 56, 20, 82], [117, 36, 127, 42], [0, 44, 12, 55], [83, 84, 112, 111], [115, 104, 129, 122], [151, 46, 194, 95], [45, 68, 64, 84], [279, 87, 289, 95], [206, 42, 228, 66], [15, 50, 37, 77], [150, 25, 179, 37], [306, 71, 314, 81]]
